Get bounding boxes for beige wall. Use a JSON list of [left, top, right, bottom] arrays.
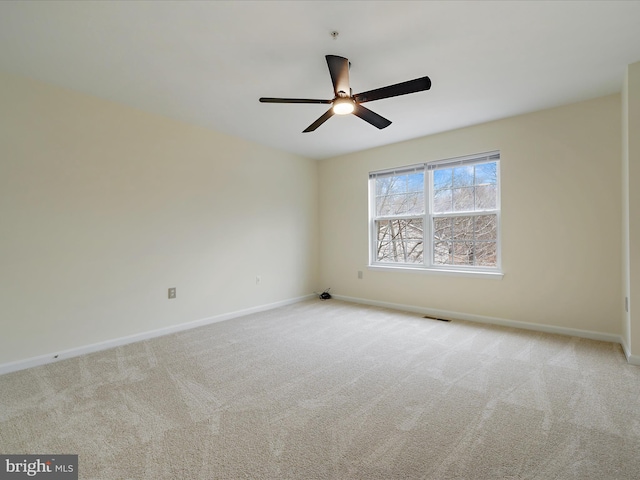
[[0, 72, 318, 366], [0, 69, 628, 367], [319, 95, 622, 335], [623, 61, 640, 359]]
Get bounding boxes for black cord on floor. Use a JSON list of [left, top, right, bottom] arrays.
[[313, 288, 331, 300]]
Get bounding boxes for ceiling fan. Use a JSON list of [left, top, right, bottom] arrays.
[[259, 55, 431, 133]]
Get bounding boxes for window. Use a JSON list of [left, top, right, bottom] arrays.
[[369, 151, 500, 273]]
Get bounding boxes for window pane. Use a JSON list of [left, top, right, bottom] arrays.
[[375, 173, 424, 216], [433, 188, 452, 213], [453, 166, 474, 187], [475, 184, 497, 209], [433, 241, 452, 265], [452, 216, 475, 241], [375, 176, 393, 196], [452, 187, 474, 211], [433, 217, 452, 241], [475, 242, 497, 266], [453, 242, 475, 265], [433, 169, 452, 190], [475, 162, 497, 185], [475, 215, 497, 240], [376, 218, 423, 264]]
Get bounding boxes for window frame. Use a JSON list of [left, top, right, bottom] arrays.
[[368, 151, 502, 276]]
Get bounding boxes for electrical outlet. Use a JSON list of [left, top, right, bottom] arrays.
[[357, 270, 363, 279], [168, 287, 176, 299], [256, 275, 261, 285]]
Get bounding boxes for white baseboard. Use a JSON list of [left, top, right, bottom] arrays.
[[620, 338, 640, 366], [3, 293, 636, 375], [627, 355, 640, 366], [0, 294, 315, 376], [333, 294, 624, 346]]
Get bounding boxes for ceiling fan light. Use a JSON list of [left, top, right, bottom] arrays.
[[333, 98, 355, 115]]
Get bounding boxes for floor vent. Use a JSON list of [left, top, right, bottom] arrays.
[[423, 315, 451, 322]]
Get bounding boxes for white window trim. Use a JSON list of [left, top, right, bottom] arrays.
[[368, 151, 502, 276], [367, 264, 504, 279]]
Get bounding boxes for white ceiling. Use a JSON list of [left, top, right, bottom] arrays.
[[1, 1, 640, 160]]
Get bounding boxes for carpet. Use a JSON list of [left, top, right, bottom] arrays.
[[1, 299, 639, 479]]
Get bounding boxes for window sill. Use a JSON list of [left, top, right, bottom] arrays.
[[368, 264, 504, 279]]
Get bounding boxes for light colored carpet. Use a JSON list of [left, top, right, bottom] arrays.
[[1, 299, 640, 479]]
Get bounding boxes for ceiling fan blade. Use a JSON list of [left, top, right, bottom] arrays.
[[260, 97, 332, 104], [303, 108, 335, 133], [352, 104, 392, 129], [326, 55, 351, 96], [354, 76, 431, 104]]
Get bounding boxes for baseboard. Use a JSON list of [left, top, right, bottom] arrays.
[[620, 338, 640, 366], [3, 294, 634, 375], [0, 294, 315, 376], [627, 355, 640, 366], [333, 294, 623, 345]]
